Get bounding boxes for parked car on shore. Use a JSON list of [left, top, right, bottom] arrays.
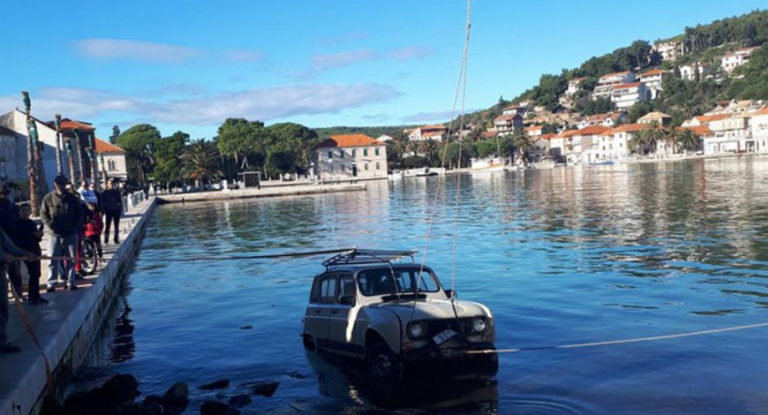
[[302, 249, 498, 384]]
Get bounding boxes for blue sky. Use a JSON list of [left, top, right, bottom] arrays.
[[1, 0, 765, 139]]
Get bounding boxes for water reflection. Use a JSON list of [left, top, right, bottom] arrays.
[[91, 157, 768, 413]]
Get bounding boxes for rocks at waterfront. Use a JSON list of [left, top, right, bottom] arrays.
[[242, 380, 279, 397], [60, 373, 285, 414], [200, 400, 241, 415], [227, 394, 252, 408], [162, 382, 190, 414], [200, 379, 230, 390], [60, 374, 140, 415]]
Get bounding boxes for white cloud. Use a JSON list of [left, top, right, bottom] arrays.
[[152, 84, 400, 125], [75, 38, 203, 63], [313, 49, 376, 69], [0, 84, 400, 128], [401, 108, 479, 123], [391, 46, 434, 61], [224, 50, 263, 62]]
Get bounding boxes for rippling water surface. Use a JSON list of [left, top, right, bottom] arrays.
[[88, 158, 768, 414]]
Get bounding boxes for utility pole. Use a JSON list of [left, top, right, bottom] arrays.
[[66, 138, 76, 181], [73, 129, 84, 184], [100, 152, 108, 186], [21, 91, 40, 216], [54, 114, 63, 175], [88, 132, 99, 188]]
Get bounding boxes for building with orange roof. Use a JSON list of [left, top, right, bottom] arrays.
[[315, 134, 387, 180], [593, 71, 636, 100], [408, 124, 448, 142], [558, 125, 613, 164], [638, 111, 672, 126], [596, 123, 651, 160], [611, 82, 651, 109], [94, 137, 128, 182], [524, 125, 544, 137], [638, 69, 666, 99], [493, 113, 523, 136], [578, 112, 627, 129], [0, 109, 74, 189]]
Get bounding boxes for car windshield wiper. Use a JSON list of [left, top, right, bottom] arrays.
[[381, 293, 427, 302]]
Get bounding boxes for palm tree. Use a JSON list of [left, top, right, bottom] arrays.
[[512, 129, 535, 164], [181, 139, 223, 189], [675, 128, 700, 154], [418, 139, 439, 166], [630, 122, 665, 156]]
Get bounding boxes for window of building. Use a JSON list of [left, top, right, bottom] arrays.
[[363, 148, 368, 157], [340, 150, 345, 158], [376, 162, 380, 170], [375, 148, 380, 156], [328, 151, 333, 159], [352, 149, 356, 157], [364, 163, 368, 171]]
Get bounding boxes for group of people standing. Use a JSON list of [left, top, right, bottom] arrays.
[[0, 175, 124, 355]]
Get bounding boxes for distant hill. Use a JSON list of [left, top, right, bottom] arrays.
[[316, 9, 768, 136]]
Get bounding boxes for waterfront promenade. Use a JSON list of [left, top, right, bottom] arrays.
[[0, 197, 155, 415], [157, 181, 367, 204]]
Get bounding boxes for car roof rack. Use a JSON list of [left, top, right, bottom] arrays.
[[322, 248, 418, 269]]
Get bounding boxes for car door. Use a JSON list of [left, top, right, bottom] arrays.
[[305, 273, 337, 348], [327, 273, 362, 355]]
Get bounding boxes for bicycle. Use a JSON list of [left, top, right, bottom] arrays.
[[81, 237, 100, 275]]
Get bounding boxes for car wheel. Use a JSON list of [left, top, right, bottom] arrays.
[[302, 334, 315, 351], [367, 340, 400, 383]]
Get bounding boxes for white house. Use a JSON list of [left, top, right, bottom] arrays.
[[593, 71, 636, 100], [548, 134, 565, 157], [654, 39, 685, 61], [610, 82, 651, 109], [638, 69, 666, 99], [721, 47, 760, 74], [679, 63, 709, 81], [562, 125, 610, 164], [524, 125, 544, 138], [95, 138, 128, 182], [0, 125, 25, 184], [0, 109, 63, 190], [748, 107, 768, 153], [376, 134, 394, 143], [638, 111, 672, 126], [315, 134, 387, 180], [578, 112, 627, 129], [566, 77, 585, 96], [502, 105, 527, 116], [493, 113, 523, 136], [409, 125, 448, 142], [598, 123, 649, 160]]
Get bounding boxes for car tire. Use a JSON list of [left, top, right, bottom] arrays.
[[367, 340, 401, 384], [302, 334, 316, 351]]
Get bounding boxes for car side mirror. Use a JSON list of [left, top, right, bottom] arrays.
[[339, 295, 355, 306], [445, 289, 455, 298]]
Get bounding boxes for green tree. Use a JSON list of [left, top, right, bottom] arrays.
[[630, 122, 664, 155], [109, 125, 121, 144], [181, 139, 223, 188], [116, 124, 161, 184], [675, 128, 701, 153], [267, 122, 318, 173], [153, 131, 189, 182]]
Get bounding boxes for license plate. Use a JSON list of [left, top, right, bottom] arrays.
[[433, 329, 459, 345]]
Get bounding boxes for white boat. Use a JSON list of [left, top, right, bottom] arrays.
[[470, 157, 506, 173]]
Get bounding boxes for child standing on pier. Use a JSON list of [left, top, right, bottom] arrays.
[[85, 202, 103, 258]]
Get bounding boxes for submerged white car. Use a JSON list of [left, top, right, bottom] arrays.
[[302, 249, 498, 383]]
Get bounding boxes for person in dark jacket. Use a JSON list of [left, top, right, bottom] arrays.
[[40, 175, 84, 291], [1, 228, 33, 354], [0, 184, 22, 292], [102, 179, 123, 244], [14, 204, 47, 304]]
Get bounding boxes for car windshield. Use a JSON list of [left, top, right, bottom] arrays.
[[357, 268, 440, 296]]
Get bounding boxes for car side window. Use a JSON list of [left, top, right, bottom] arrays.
[[310, 277, 323, 303], [320, 274, 338, 304], [338, 274, 355, 305]]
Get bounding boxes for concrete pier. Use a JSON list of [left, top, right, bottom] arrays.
[[157, 182, 366, 204], [0, 197, 156, 415]]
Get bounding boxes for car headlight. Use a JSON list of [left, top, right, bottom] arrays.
[[472, 318, 486, 333], [408, 322, 425, 339]]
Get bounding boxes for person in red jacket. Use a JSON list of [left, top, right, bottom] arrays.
[[85, 202, 104, 258]]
